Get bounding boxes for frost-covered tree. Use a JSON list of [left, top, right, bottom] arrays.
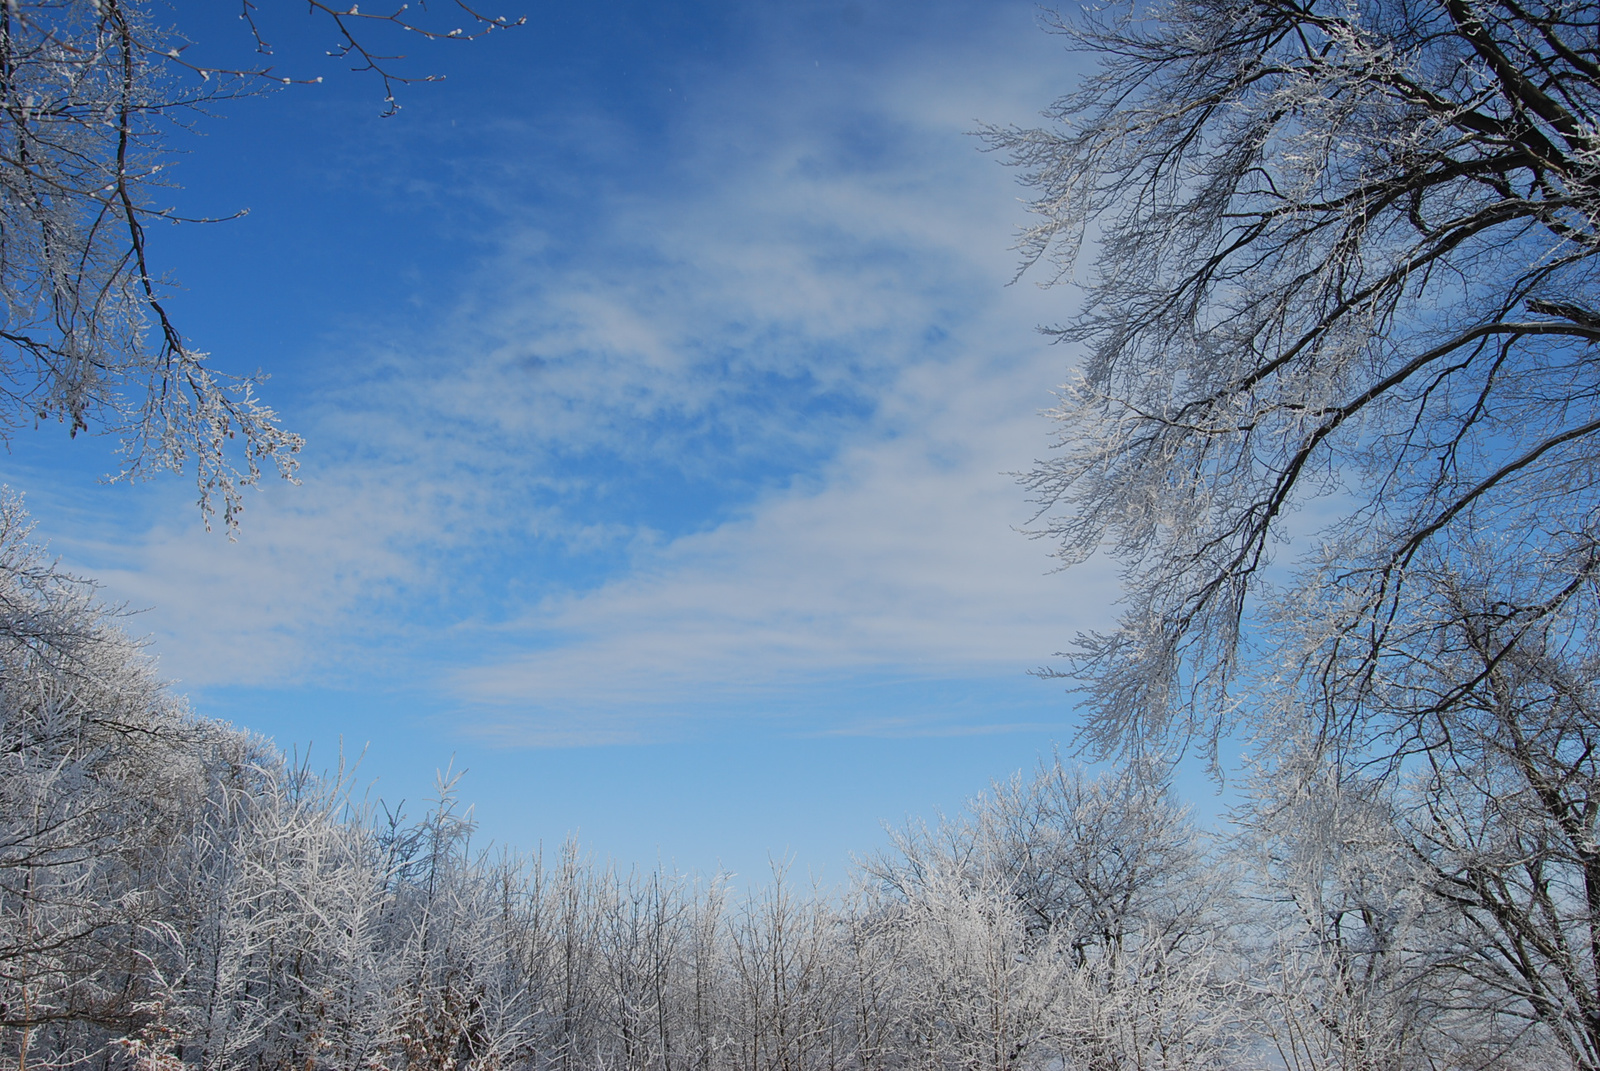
[[1238, 748, 1445, 1071], [995, 4, 1600, 1062], [995, 0, 1600, 765], [0, 492, 241, 1067], [0, 492, 511, 1071], [0, 1, 519, 527], [870, 763, 1243, 1071], [1326, 554, 1600, 1068]]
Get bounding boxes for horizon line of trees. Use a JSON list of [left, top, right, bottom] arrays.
[[0, 500, 1577, 1071]]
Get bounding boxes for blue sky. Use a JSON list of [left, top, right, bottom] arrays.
[[5, 0, 1140, 881]]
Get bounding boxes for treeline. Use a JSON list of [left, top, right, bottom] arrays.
[[0, 502, 1571, 1071]]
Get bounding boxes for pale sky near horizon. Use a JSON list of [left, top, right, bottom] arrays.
[[5, 0, 1158, 882]]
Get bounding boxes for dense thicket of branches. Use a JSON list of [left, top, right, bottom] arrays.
[[0, 503, 1582, 1071], [995, 0, 1600, 762], [989, 0, 1600, 1065], [0, 1, 518, 526]]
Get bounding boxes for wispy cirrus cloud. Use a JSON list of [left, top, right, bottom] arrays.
[[43, 1, 1106, 746]]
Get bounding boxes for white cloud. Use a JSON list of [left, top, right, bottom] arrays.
[[50, 2, 1110, 737], [453, 344, 1120, 727]]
